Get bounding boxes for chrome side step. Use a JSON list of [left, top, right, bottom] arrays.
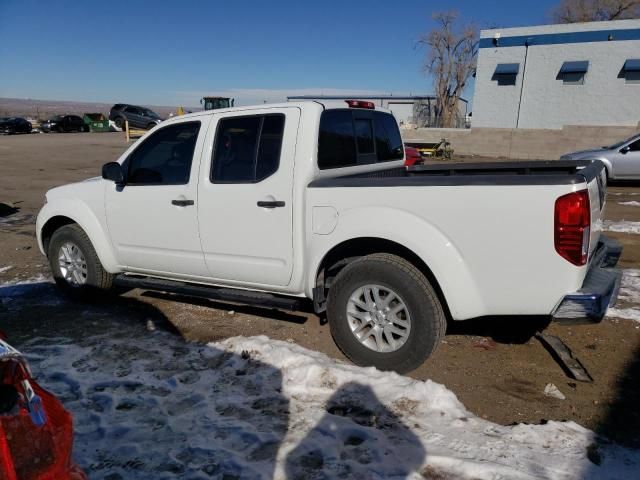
[[114, 275, 303, 311]]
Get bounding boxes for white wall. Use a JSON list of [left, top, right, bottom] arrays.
[[473, 19, 640, 129]]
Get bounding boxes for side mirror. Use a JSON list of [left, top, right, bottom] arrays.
[[620, 146, 631, 154], [102, 162, 124, 184]]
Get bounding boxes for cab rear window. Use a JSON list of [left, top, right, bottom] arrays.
[[318, 109, 403, 170]]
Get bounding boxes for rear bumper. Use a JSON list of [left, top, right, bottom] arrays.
[[552, 236, 623, 324]]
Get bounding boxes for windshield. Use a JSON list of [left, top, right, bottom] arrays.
[[606, 134, 640, 150], [50, 115, 63, 122], [143, 109, 158, 118]]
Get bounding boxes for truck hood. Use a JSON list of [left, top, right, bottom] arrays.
[[45, 177, 102, 201]]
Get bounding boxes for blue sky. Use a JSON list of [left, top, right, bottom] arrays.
[[0, 0, 558, 106]]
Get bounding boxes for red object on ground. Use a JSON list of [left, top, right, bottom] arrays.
[[0, 341, 86, 480], [404, 146, 422, 166]]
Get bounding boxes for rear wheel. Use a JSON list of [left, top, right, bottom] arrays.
[[48, 224, 114, 298], [327, 253, 446, 373], [115, 117, 125, 129]]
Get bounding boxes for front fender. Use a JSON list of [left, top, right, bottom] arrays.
[[36, 200, 121, 273], [307, 206, 486, 320]]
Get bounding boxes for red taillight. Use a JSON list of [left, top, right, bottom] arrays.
[[345, 100, 375, 109], [554, 190, 590, 266], [404, 147, 421, 166]]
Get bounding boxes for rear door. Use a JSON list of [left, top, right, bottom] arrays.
[[105, 119, 209, 277], [197, 107, 300, 286]]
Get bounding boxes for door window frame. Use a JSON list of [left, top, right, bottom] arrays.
[[121, 120, 202, 187]]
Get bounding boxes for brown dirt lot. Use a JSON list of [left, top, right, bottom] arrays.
[[1, 132, 639, 448]]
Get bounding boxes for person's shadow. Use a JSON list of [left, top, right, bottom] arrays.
[[285, 381, 426, 479]]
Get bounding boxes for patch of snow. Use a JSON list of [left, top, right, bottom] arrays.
[[602, 220, 640, 234], [0, 265, 13, 273], [22, 331, 640, 480], [608, 192, 640, 196], [607, 269, 640, 323], [619, 201, 640, 207]]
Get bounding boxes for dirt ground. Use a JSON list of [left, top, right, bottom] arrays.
[[1, 132, 639, 448]]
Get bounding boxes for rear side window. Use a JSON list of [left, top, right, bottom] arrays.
[[211, 114, 285, 183], [126, 121, 200, 185], [318, 109, 403, 169]]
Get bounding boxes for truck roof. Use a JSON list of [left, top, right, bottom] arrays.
[[175, 100, 392, 121]]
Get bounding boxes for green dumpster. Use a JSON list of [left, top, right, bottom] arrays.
[[83, 113, 110, 132]]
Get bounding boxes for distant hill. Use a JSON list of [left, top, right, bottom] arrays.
[[0, 97, 199, 120]]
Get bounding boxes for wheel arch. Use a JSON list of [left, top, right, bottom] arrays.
[[37, 202, 120, 273], [312, 237, 453, 318]]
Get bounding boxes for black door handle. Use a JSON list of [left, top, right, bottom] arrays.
[[257, 200, 285, 208], [172, 199, 194, 207]]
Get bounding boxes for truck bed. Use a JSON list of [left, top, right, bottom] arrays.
[[309, 160, 603, 187]]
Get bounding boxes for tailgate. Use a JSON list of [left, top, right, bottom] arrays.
[[584, 162, 607, 259]]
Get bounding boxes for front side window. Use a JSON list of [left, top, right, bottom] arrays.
[[627, 139, 640, 152], [126, 121, 200, 185], [211, 114, 285, 183]]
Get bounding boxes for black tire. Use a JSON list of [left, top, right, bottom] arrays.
[[326, 253, 446, 373], [81, 125, 90, 132], [48, 224, 114, 298], [115, 117, 125, 129], [56, 125, 64, 133]]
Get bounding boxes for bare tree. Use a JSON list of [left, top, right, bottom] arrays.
[[551, 0, 640, 23], [418, 12, 478, 128]]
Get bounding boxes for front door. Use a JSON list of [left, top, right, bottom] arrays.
[[197, 107, 300, 287], [105, 119, 210, 278]]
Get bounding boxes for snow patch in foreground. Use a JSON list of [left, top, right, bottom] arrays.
[[602, 220, 640, 234], [24, 330, 640, 480], [619, 201, 640, 207]]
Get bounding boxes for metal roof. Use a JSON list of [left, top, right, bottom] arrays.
[[286, 94, 469, 104]]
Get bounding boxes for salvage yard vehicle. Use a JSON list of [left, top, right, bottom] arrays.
[[560, 133, 640, 180], [36, 100, 622, 373], [41, 115, 89, 133], [0, 335, 86, 479], [0, 117, 32, 134], [108, 104, 162, 130]]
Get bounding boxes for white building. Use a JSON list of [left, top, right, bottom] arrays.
[[472, 19, 640, 129]]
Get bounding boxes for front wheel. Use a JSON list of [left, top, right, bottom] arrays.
[[48, 224, 114, 298], [326, 253, 446, 373]]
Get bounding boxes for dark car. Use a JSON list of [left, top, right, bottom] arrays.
[[41, 115, 89, 133], [109, 104, 162, 130], [0, 117, 32, 134]]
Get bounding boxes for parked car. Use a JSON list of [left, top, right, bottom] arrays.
[[109, 104, 162, 130], [0, 117, 32, 134], [0, 334, 86, 479], [37, 100, 621, 373], [41, 115, 89, 133], [560, 133, 640, 180], [404, 146, 422, 166]]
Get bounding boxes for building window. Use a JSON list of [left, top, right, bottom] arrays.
[[492, 63, 519, 86], [622, 59, 640, 84], [558, 61, 589, 85]]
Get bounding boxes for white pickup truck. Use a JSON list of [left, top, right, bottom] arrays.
[[36, 100, 622, 372]]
